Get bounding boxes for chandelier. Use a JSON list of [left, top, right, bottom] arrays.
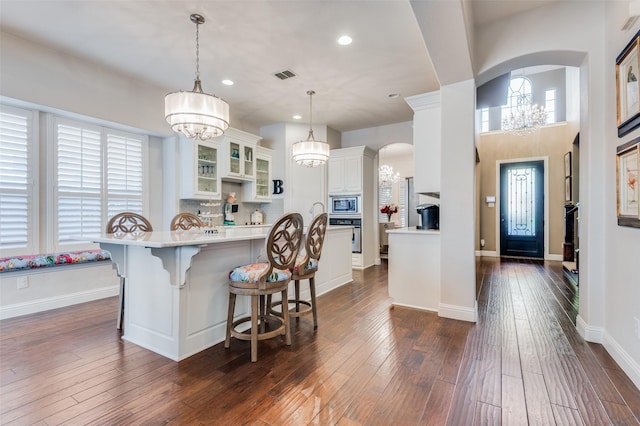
[[379, 164, 400, 187], [502, 94, 546, 136], [292, 90, 330, 167], [165, 14, 229, 141]]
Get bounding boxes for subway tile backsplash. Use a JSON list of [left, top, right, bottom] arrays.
[[179, 181, 284, 226]]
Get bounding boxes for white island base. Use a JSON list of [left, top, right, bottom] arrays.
[[387, 228, 440, 312], [97, 226, 353, 361]]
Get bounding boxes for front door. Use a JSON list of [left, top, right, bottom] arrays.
[[500, 160, 544, 258]]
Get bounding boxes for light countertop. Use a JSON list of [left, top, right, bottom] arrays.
[[75, 225, 350, 249], [387, 227, 440, 235]]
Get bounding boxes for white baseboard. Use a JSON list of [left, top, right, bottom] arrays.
[[576, 314, 604, 343], [438, 301, 478, 323], [603, 331, 640, 391], [0, 285, 119, 320], [475, 250, 498, 257], [546, 254, 563, 261], [391, 302, 438, 313]]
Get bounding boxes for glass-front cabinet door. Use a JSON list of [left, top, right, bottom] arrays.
[[224, 141, 255, 180], [243, 146, 272, 202], [244, 145, 255, 178], [197, 144, 218, 194], [255, 157, 269, 198], [180, 138, 221, 200]]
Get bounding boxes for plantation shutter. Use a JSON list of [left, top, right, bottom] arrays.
[[56, 120, 103, 246], [106, 132, 144, 218], [0, 106, 35, 255]]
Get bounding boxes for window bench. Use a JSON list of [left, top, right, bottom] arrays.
[[0, 249, 119, 320]]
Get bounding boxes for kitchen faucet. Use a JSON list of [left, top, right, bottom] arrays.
[[309, 201, 325, 218]]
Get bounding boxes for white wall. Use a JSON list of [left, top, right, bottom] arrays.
[[260, 122, 329, 219], [341, 121, 413, 150], [604, 1, 640, 386], [474, 0, 639, 388]]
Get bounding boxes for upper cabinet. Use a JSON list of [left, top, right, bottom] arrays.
[[328, 148, 365, 194], [180, 138, 222, 200], [243, 146, 272, 203], [405, 92, 441, 194], [218, 128, 261, 181]]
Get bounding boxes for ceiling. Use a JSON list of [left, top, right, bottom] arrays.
[[0, 0, 555, 134]]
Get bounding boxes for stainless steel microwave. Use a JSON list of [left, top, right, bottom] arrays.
[[329, 195, 361, 215]]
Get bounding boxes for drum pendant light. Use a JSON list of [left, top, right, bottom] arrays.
[[292, 90, 330, 167], [165, 14, 229, 140]]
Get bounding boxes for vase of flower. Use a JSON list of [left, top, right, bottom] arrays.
[[380, 204, 398, 222]]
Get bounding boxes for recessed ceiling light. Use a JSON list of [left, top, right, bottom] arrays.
[[337, 35, 352, 46], [293, 115, 302, 120], [388, 93, 400, 99], [222, 79, 234, 86]]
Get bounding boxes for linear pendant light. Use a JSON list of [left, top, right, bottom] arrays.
[[165, 14, 229, 140], [292, 90, 330, 167]]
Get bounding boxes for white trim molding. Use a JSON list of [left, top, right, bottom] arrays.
[[0, 285, 118, 320], [603, 331, 640, 391], [576, 314, 604, 343], [391, 302, 438, 313], [438, 301, 478, 323], [475, 250, 499, 257]]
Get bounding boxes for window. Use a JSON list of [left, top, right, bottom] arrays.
[[52, 117, 147, 251], [501, 77, 533, 130], [545, 89, 556, 124], [378, 185, 392, 223], [480, 107, 489, 133], [0, 105, 37, 256]]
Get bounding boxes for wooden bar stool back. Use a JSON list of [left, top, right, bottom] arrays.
[[225, 212, 303, 362], [106, 212, 153, 330], [271, 212, 328, 329], [170, 212, 204, 231]]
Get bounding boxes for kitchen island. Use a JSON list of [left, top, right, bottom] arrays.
[[90, 225, 353, 361], [387, 227, 440, 311]]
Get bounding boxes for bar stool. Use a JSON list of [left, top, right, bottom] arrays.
[[270, 213, 328, 329], [106, 212, 153, 330], [170, 212, 204, 231], [225, 213, 303, 362]]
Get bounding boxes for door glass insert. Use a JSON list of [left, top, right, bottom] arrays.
[[506, 166, 536, 236]]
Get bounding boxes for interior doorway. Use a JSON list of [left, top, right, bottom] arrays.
[[499, 160, 545, 258]]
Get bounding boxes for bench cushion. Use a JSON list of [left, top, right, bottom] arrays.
[[0, 249, 111, 272], [229, 263, 291, 283]]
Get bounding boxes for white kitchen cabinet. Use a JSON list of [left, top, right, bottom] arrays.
[[218, 128, 261, 181], [180, 139, 222, 200], [328, 153, 362, 194], [243, 146, 272, 203]]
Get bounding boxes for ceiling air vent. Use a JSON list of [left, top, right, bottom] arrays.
[[273, 69, 297, 80]]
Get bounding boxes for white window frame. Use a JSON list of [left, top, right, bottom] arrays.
[[46, 115, 149, 252], [545, 89, 556, 124], [0, 105, 39, 257], [480, 107, 490, 133]]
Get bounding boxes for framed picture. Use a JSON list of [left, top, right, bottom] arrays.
[[564, 152, 572, 178], [617, 30, 640, 137], [565, 176, 572, 203], [616, 137, 640, 228]]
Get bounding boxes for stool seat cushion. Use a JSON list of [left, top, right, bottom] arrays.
[[294, 255, 318, 272], [229, 262, 291, 283]]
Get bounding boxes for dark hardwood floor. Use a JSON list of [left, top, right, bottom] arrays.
[[1, 258, 639, 425]]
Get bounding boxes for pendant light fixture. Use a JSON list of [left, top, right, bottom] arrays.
[[292, 90, 330, 167], [165, 14, 229, 141]]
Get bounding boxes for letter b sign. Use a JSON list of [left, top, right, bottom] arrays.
[[272, 179, 284, 195]]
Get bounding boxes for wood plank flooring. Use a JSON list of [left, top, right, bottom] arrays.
[[1, 257, 639, 425]]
